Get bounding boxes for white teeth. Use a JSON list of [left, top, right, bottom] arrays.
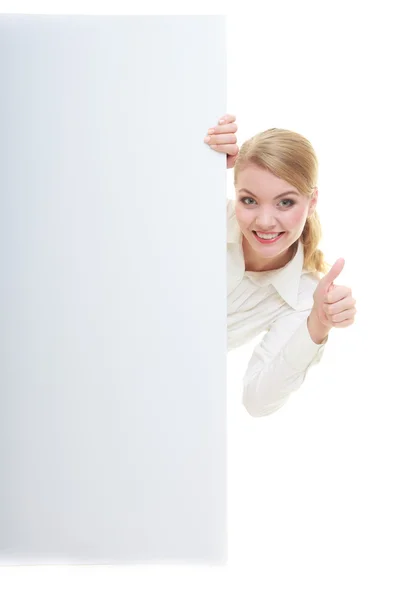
[[256, 232, 281, 240]]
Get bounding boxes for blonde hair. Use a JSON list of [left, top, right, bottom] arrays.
[[233, 128, 330, 276]]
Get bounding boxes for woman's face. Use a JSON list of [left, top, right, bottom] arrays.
[[234, 164, 317, 271]]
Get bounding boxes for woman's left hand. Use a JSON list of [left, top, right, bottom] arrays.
[[311, 258, 357, 331]]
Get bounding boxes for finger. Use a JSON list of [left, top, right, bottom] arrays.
[[324, 286, 353, 304], [204, 133, 237, 145], [330, 308, 357, 323], [219, 114, 236, 124], [323, 296, 356, 315], [332, 317, 355, 328], [207, 123, 238, 135], [321, 258, 345, 287]]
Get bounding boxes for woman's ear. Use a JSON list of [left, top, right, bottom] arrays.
[[308, 187, 318, 217]]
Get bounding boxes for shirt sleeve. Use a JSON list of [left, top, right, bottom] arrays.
[[242, 309, 328, 418]]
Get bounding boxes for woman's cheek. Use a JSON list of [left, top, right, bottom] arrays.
[[285, 207, 307, 229], [235, 206, 250, 228]]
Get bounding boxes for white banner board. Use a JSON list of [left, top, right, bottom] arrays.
[[0, 15, 227, 565]]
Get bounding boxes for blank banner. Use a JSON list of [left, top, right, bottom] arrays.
[[0, 15, 227, 565]]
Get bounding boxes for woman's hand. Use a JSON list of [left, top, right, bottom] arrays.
[[307, 258, 357, 344], [204, 114, 239, 168]]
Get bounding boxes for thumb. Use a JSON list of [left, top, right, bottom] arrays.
[[321, 258, 345, 287]]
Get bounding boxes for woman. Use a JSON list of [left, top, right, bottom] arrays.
[[204, 114, 357, 417]]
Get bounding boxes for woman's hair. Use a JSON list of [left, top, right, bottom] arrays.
[[233, 128, 330, 276]]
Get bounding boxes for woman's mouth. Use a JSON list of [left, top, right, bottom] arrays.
[[252, 231, 285, 244]]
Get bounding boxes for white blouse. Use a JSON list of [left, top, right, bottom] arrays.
[[227, 198, 328, 417]]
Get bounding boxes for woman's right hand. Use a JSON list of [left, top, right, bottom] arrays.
[[204, 114, 239, 169]]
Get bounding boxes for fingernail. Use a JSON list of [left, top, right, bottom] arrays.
[[208, 128, 215, 134], [204, 136, 211, 143], [219, 119, 225, 124]]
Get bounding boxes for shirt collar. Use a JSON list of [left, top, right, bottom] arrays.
[[227, 198, 305, 310]]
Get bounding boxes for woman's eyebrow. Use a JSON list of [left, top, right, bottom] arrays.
[[238, 188, 300, 200]]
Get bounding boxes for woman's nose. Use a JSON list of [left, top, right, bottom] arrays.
[[255, 209, 278, 229]]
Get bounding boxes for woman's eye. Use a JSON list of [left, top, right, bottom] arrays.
[[240, 196, 256, 205], [279, 199, 295, 208], [239, 196, 295, 207]]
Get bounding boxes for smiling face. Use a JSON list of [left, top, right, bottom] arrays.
[[235, 164, 318, 272]]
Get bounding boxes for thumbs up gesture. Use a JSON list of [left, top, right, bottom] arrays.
[[308, 258, 357, 343]]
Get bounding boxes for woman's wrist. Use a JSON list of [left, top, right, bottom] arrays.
[[307, 309, 331, 345]]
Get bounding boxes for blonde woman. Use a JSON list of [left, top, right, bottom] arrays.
[[204, 114, 357, 417]]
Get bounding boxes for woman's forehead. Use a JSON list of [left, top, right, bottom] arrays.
[[236, 167, 299, 197]]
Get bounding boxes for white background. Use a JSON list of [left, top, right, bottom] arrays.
[[1, 1, 399, 599]]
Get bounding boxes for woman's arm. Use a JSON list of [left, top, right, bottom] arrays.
[[242, 310, 327, 417], [242, 258, 357, 417]]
